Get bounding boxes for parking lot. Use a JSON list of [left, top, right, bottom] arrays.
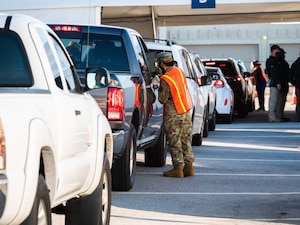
[[53, 92, 300, 225]]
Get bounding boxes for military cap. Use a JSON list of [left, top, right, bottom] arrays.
[[156, 52, 173, 63]]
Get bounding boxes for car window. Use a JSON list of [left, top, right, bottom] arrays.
[[0, 29, 32, 87], [194, 57, 205, 76], [147, 49, 172, 75], [132, 35, 149, 74], [179, 49, 195, 79], [57, 32, 130, 71], [49, 35, 79, 93], [35, 27, 80, 92]]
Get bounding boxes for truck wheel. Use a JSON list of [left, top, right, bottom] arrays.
[[203, 115, 209, 138], [21, 175, 51, 225], [223, 114, 233, 124], [192, 133, 202, 146], [238, 102, 248, 118], [247, 96, 254, 112], [100, 155, 112, 225], [65, 154, 112, 225], [208, 109, 216, 131], [112, 126, 136, 191], [144, 127, 166, 167]]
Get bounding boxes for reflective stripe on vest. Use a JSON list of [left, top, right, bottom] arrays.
[[161, 67, 192, 114]]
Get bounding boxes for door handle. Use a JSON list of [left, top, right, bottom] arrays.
[[75, 110, 81, 116]]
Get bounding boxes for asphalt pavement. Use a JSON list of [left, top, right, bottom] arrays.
[[53, 90, 300, 225]]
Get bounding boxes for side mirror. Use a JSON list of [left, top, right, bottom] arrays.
[[85, 67, 110, 89], [243, 71, 251, 78], [199, 75, 212, 86]]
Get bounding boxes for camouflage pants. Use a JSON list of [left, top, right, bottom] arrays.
[[164, 111, 194, 166]]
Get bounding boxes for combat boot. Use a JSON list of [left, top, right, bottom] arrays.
[[163, 165, 183, 178], [183, 162, 194, 177]]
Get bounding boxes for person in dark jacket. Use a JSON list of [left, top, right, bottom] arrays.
[[276, 48, 290, 121], [266, 44, 281, 122], [289, 52, 300, 122]]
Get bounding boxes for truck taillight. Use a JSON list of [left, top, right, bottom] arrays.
[[0, 119, 6, 170], [108, 87, 124, 121], [236, 75, 242, 82], [214, 79, 224, 88]]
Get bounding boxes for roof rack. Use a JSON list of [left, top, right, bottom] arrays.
[[144, 38, 177, 46]]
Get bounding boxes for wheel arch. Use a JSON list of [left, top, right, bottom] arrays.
[[17, 118, 55, 223]]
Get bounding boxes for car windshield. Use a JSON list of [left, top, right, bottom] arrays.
[[57, 32, 130, 71]]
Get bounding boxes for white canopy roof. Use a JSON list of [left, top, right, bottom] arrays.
[[1, 0, 299, 30]]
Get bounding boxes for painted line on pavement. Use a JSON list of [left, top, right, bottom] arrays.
[[136, 172, 300, 177], [196, 158, 300, 162], [202, 141, 300, 151], [114, 191, 300, 195]]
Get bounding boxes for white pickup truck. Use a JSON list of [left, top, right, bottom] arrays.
[[0, 14, 113, 225]]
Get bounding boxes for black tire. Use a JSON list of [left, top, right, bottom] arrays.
[[238, 102, 248, 118], [223, 114, 233, 124], [203, 111, 209, 138], [208, 109, 216, 131], [65, 155, 112, 225], [21, 175, 51, 225], [145, 127, 166, 167], [192, 133, 202, 146], [247, 96, 254, 112], [112, 126, 137, 191], [99, 155, 112, 225]]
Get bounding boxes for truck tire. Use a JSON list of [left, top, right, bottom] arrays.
[[99, 155, 112, 225], [223, 113, 233, 124], [208, 109, 216, 131], [192, 133, 202, 146], [112, 126, 137, 191], [203, 114, 209, 138], [247, 96, 254, 112], [21, 175, 51, 225], [144, 127, 166, 167], [238, 102, 248, 118], [65, 154, 112, 225]]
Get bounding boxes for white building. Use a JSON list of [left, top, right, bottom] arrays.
[[1, 0, 300, 69], [159, 23, 300, 70]]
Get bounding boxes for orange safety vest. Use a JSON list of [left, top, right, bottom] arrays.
[[134, 83, 141, 109], [253, 66, 268, 83], [160, 67, 193, 114]]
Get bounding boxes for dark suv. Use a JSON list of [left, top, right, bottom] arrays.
[[202, 58, 248, 118]]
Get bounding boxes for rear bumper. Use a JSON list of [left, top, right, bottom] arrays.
[[0, 173, 7, 217], [112, 130, 126, 160]]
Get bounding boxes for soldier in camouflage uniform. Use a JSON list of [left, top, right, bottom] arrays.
[[156, 52, 195, 178]]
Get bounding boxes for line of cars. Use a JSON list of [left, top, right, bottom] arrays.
[[0, 12, 256, 225], [49, 25, 251, 193], [47, 22, 255, 189], [202, 58, 255, 119], [146, 40, 256, 129]]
